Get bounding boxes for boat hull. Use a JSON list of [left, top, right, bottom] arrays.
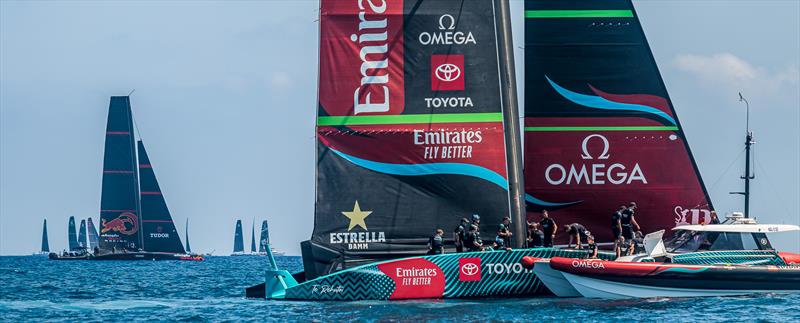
[[48, 252, 89, 260], [91, 252, 203, 261], [532, 259, 581, 297], [550, 257, 800, 298], [251, 248, 601, 300]]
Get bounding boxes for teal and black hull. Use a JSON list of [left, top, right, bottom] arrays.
[[247, 248, 609, 300]]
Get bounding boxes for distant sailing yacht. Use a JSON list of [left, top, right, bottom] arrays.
[[231, 219, 246, 256], [257, 220, 284, 257], [49, 216, 90, 260], [51, 96, 200, 261], [34, 219, 49, 256]]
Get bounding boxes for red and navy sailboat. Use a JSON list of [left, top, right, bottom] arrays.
[[53, 96, 200, 261]]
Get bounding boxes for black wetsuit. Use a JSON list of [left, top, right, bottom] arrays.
[[540, 218, 555, 247], [611, 211, 622, 239], [621, 209, 635, 239], [528, 229, 544, 248], [585, 241, 598, 259], [498, 224, 512, 248], [428, 235, 443, 255], [453, 224, 467, 253], [465, 231, 481, 252]]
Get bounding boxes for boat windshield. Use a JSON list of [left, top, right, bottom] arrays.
[[664, 230, 769, 253]]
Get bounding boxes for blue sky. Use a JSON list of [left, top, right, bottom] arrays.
[[1, 1, 798, 255]]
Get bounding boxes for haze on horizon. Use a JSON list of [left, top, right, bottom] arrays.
[[1, 1, 798, 255]]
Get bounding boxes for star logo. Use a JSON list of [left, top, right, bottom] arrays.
[[341, 200, 372, 231]]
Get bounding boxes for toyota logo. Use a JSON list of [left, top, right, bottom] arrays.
[[460, 262, 479, 276], [435, 63, 461, 82]]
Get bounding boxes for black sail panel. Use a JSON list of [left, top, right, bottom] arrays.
[[68, 216, 79, 251], [87, 218, 99, 249], [185, 218, 191, 253], [41, 219, 49, 253], [259, 220, 269, 253], [98, 96, 141, 251], [77, 219, 87, 249], [138, 140, 185, 254], [523, 0, 713, 243], [233, 220, 244, 253], [250, 221, 257, 253]]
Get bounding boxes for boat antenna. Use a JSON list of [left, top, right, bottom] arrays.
[[128, 89, 136, 97], [730, 92, 754, 218]]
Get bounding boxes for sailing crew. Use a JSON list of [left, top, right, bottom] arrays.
[[453, 218, 470, 253], [427, 229, 445, 255], [497, 217, 513, 249], [611, 205, 625, 242], [621, 202, 641, 241], [709, 211, 721, 224], [585, 235, 598, 259], [471, 214, 481, 232], [563, 223, 589, 249], [539, 210, 557, 247], [465, 224, 483, 252], [526, 222, 544, 248]]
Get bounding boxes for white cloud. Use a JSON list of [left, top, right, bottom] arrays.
[[673, 53, 799, 94]]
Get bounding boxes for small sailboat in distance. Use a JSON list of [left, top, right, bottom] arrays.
[[35, 219, 49, 256], [77, 219, 88, 249], [185, 218, 191, 254], [50, 216, 90, 260], [258, 219, 284, 257], [87, 218, 99, 250], [250, 219, 257, 255], [231, 219, 246, 256]]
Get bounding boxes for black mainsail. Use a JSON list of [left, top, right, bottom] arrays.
[[258, 220, 269, 253], [185, 218, 192, 253], [233, 220, 244, 254], [41, 219, 50, 253], [87, 218, 99, 249], [98, 96, 141, 252], [250, 220, 257, 253], [77, 219, 87, 249], [138, 140, 186, 254], [68, 216, 79, 251]]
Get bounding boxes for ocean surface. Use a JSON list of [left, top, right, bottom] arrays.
[[2, 255, 799, 322]]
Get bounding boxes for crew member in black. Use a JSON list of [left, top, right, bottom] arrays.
[[611, 205, 624, 242], [539, 210, 557, 247], [453, 218, 470, 253], [563, 223, 589, 249], [526, 222, 544, 248], [620, 202, 641, 241], [585, 235, 598, 259], [709, 211, 721, 224], [427, 229, 444, 255], [465, 224, 483, 252], [497, 217, 513, 249], [471, 214, 481, 232]]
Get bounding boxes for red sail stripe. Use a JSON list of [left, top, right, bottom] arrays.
[[106, 131, 130, 135], [139, 164, 152, 168], [100, 209, 136, 213], [142, 220, 173, 223]]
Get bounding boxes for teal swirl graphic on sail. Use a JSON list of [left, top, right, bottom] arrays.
[[328, 147, 579, 207]]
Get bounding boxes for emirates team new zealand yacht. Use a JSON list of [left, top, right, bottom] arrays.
[[245, 0, 723, 301], [525, 214, 800, 298]]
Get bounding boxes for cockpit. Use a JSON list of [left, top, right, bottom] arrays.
[[664, 229, 772, 254]]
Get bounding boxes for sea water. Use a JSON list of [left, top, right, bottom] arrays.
[[2, 256, 798, 322]]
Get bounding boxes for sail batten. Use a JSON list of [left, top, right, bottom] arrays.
[[523, 0, 713, 242]]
